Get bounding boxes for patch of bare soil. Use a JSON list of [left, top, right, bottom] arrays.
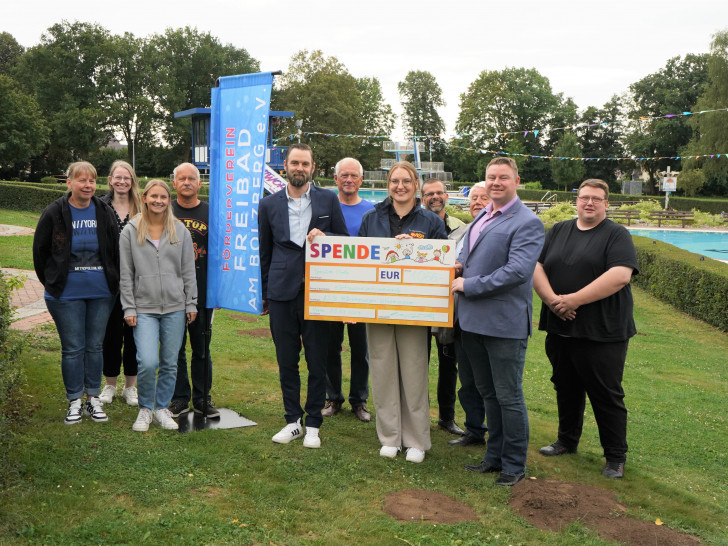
[[237, 328, 271, 338], [231, 314, 258, 323], [509, 478, 701, 545], [383, 490, 478, 523]]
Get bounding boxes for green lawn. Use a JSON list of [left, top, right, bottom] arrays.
[[1, 204, 727, 544], [1, 287, 726, 544]]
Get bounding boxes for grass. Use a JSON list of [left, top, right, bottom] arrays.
[[1, 209, 727, 544]]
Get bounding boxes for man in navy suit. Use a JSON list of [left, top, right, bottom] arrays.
[[259, 143, 348, 449], [451, 157, 544, 486]]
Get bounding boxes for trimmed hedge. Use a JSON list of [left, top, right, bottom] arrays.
[[0, 181, 210, 213], [631, 235, 728, 331]]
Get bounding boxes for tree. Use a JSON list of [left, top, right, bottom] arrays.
[[356, 76, 395, 171], [456, 67, 574, 187], [15, 21, 114, 174], [677, 169, 706, 196], [550, 133, 586, 190], [100, 33, 159, 165], [146, 27, 260, 155], [274, 50, 364, 175], [398, 70, 445, 138], [577, 95, 629, 191], [0, 32, 24, 76], [625, 54, 709, 194], [683, 29, 728, 195], [0, 75, 50, 170]]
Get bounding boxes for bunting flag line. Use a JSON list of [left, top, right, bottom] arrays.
[[270, 106, 728, 145]]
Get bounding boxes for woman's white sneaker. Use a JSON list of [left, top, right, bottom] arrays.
[[405, 448, 425, 463], [84, 398, 108, 422], [121, 386, 138, 406], [380, 446, 400, 458], [132, 408, 153, 431], [64, 399, 83, 425], [98, 385, 116, 404], [153, 408, 179, 430]]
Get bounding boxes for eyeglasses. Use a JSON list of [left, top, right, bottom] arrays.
[[112, 175, 132, 182], [423, 191, 445, 198], [389, 178, 414, 187], [577, 195, 606, 204]]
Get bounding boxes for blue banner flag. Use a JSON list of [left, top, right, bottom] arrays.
[[207, 72, 274, 313]]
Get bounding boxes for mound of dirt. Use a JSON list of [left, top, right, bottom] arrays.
[[237, 328, 271, 338], [383, 490, 478, 523], [510, 478, 700, 544]]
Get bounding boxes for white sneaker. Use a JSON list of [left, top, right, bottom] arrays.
[[84, 398, 108, 422], [405, 448, 425, 463], [64, 399, 83, 425], [303, 427, 321, 449], [121, 386, 138, 406], [153, 408, 179, 430], [380, 446, 400, 459], [98, 385, 116, 404], [132, 408, 153, 432], [272, 419, 302, 444]]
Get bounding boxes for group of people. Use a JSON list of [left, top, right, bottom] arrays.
[[260, 145, 637, 484], [33, 161, 216, 432], [35, 147, 637, 485]]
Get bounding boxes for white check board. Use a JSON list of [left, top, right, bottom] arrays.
[[304, 236, 455, 327]]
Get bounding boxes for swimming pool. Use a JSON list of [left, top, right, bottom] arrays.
[[329, 187, 469, 205], [629, 229, 728, 262]]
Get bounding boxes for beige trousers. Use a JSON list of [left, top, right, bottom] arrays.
[[367, 323, 431, 451]]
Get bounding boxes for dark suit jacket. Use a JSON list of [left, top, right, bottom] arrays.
[[259, 184, 348, 301], [456, 199, 544, 339]]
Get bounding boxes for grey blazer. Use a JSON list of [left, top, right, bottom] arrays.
[[456, 199, 544, 339]]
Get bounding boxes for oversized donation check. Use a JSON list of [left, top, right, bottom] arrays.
[[304, 236, 456, 327]]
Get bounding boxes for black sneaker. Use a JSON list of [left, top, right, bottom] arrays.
[[193, 400, 221, 418], [602, 461, 625, 479], [169, 400, 190, 418]]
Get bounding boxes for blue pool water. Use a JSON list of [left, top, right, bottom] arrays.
[[330, 187, 469, 205], [629, 229, 728, 262]]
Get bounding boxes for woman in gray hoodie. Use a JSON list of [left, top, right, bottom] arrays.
[[120, 179, 197, 432]]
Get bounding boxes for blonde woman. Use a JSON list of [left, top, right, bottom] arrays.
[[99, 160, 142, 406], [358, 161, 447, 463], [119, 180, 197, 432], [32, 162, 119, 424]]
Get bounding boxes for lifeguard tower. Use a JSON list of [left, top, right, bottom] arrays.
[[173, 108, 295, 177]]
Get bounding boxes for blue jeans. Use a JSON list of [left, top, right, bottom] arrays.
[[461, 332, 529, 476], [134, 311, 186, 411], [46, 296, 115, 400]]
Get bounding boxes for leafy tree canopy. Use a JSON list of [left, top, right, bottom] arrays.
[[683, 30, 728, 195]]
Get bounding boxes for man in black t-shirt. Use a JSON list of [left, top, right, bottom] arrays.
[[169, 162, 219, 418], [533, 179, 638, 479]]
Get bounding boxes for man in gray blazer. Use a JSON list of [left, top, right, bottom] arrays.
[[451, 157, 544, 486]]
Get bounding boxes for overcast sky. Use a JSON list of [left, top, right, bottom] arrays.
[[3, 0, 727, 138]]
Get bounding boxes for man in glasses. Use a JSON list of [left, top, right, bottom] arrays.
[[533, 179, 638, 479], [421, 178, 465, 437], [322, 157, 374, 423]]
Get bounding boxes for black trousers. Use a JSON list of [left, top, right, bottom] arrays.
[[545, 334, 629, 463], [427, 331, 458, 422], [268, 292, 328, 428], [103, 295, 138, 378], [325, 321, 369, 406], [173, 307, 212, 405]]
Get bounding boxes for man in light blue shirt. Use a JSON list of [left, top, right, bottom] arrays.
[[258, 144, 348, 449]]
